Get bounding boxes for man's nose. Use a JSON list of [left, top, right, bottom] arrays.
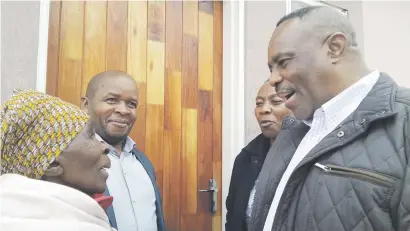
[[115, 102, 130, 115], [261, 103, 272, 114], [268, 70, 283, 88]]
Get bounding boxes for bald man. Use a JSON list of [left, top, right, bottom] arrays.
[[81, 70, 166, 231], [249, 6, 410, 231]]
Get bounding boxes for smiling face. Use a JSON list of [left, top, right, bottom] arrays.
[[82, 75, 139, 146], [267, 18, 333, 120], [255, 83, 293, 139], [48, 122, 111, 195]]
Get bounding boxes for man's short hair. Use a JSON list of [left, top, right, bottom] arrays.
[[276, 6, 323, 27]]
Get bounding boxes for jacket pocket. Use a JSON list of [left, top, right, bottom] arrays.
[[314, 163, 396, 188]]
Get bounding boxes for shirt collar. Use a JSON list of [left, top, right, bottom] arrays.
[[95, 134, 136, 153], [303, 70, 380, 128]]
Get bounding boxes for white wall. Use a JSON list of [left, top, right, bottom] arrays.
[[1, 1, 40, 103], [244, 1, 286, 144], [362, 1, 410, 87]]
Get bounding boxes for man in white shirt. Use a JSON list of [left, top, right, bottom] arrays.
[[81, 70, 166, 231], [248, 6, 410, 231]]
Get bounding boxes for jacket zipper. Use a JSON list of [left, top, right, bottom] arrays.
[[314, 163, 396, 188]]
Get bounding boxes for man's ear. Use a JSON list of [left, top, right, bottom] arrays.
[[43, 161, 64, 177], [326, 32, 348, 64], [80, 96, 89, 113]]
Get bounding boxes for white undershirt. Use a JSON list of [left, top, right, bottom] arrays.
[[262, 70, 380, 231]]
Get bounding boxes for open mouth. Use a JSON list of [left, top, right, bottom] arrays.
[[260, 120, 274, 128], [277, 89, 295, 101], [100, 161, 111, 175]]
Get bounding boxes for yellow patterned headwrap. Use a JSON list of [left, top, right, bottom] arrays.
[[1, 89, 89, 179]]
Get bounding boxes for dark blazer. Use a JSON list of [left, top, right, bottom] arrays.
[[104, 147, 166, 231], [225, 134, 271, 231]]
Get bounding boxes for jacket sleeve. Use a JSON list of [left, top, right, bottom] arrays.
[[225, 153, 242, 231], [397, 165, 410, 230], [396, 113, 410, 230]]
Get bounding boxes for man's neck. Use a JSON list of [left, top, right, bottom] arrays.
[[113, 143, 123, 157]]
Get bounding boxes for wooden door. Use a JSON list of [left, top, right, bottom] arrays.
[[46, 1, 223, 231]]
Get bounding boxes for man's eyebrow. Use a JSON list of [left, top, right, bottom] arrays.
[[104, 92, 120, 97], [271, 51, 294, 63]]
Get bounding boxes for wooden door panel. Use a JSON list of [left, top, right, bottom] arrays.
[[46, 1, 61, 96], [82, 1, 107, 96], [127, 1, 147, 151], [148, 2, 165, 42], [213, 2, 223, 223], [181, 108, 198, 215], [58, 1, 84, 106], [47, 1, 223, 231], [106, 1, 128, 72], [198, 90, 214, 231], [198, 10, 214, 91]]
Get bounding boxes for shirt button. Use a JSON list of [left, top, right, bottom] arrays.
[[337, 131, 345, 137]]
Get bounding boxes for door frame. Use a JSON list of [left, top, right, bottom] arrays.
[[36, 0, 50, 93], [221, 1, 245, 230], [36, 1, 244, 230]]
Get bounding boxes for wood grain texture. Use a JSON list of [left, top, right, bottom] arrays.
[[46, 0, 61, 96], [181, 108, 198, 215], [198, 90, 213, 231], [182, 35, 198, 109], [106, 1, 128, 71], [127, 0, 147, 83], [58, 1, 84, 105], [129, 83, 147, 152], [148, 2, 165, 42], [163, 3, 183, 229], [212, 2, 223, 226], [198, 11, 213, 91], [146, 40, 165, 105], [181, 214, 203, 231], [199, 0, 214, 14], [165, 1, 182, 70], [145, 104, 164, 193], [127, 1, 147, 152], [82, 1, 107, 96], [183, 1, 198, 37]]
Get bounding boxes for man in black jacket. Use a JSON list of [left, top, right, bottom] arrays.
[[249, 6, 410, 231]]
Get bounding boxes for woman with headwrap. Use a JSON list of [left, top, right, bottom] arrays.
[[0, 89, 114, 231]]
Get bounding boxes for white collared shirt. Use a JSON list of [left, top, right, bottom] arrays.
[[96, 134, 157, 231], [262, 70, 380, 231]]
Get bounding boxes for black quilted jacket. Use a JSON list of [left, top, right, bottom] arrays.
[[248, 73, 410, 231]]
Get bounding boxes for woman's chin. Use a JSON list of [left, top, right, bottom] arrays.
[[90, 182, 108, 194]]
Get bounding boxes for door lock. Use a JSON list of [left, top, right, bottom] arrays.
[[199, 178, 218, 213]]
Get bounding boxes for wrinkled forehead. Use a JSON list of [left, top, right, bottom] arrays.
[[268, 19, 303, 58], [257, 83, 279, 99], [95, 76, 138, 98]]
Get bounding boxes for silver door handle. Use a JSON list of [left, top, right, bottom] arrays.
[[199, 178, 218, 213]]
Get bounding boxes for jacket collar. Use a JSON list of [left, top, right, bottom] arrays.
[[282, 72, 398, 132], [243, 133, 272, 158], [294, 73, 399, 168], [347, 72, 397, 126]]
